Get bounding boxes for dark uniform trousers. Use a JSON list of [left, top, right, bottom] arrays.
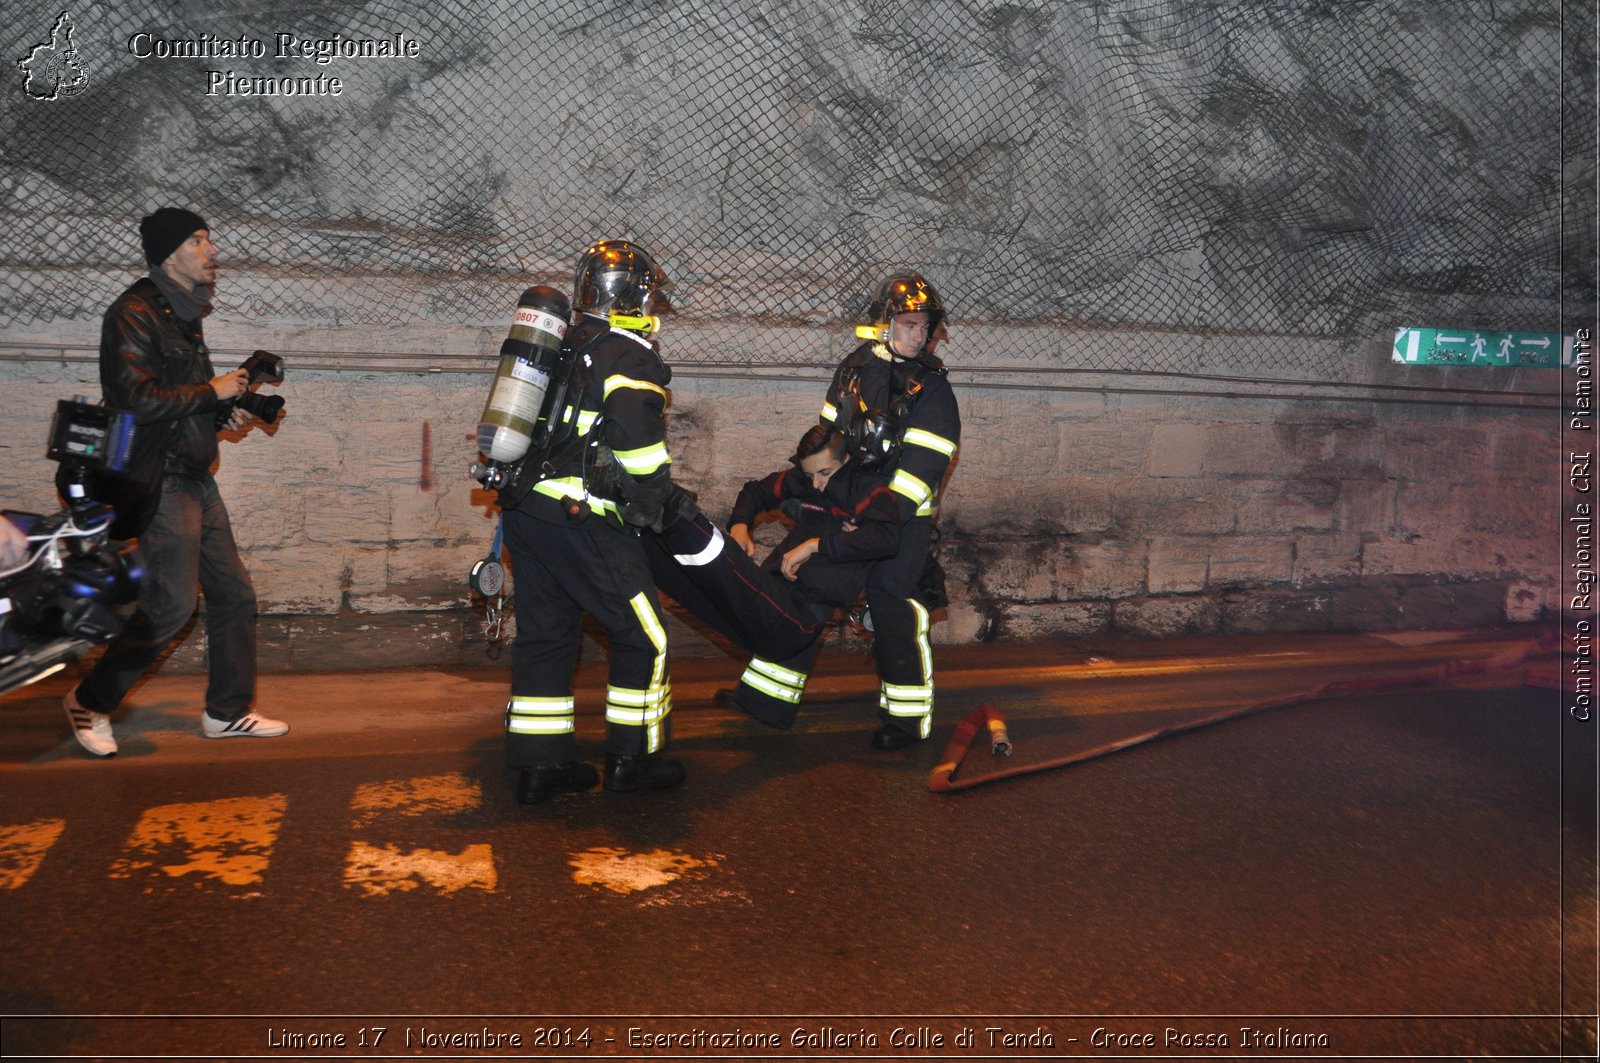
[[503, 507, 670, 767], [642, 512, 824, 664], [864, 518, 936, 739]]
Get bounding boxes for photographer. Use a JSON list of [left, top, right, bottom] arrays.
[[63, 208, 287, 756]]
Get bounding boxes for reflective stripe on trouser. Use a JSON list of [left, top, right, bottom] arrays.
[[602, 593, 671, 753], [866, 519, 938, 739], [731, 651, 813, 730], [505, 695, 576, 739], [874, 596, 934, 739], [880, 683, 934, 740]]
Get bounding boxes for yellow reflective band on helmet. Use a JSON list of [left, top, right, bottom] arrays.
[[603, 374, 668, 401], [613, 440, 671, 476], [902, 427, 957, 457], [505, 695, 576, 735], [820, 401, 839, 425], [609, 311, 661, 333], [855, 324, 889, 342], [890, 468, 932, 506]]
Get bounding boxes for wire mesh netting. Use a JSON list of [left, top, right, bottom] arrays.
[[2, 0, 1594, 381]]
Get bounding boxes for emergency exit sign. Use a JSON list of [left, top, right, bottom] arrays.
[[1393, 327, 1573, 367]]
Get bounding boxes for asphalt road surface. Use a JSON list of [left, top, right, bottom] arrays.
[[1, 627, 1594, 1061]]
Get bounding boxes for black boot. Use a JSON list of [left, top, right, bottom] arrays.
[[871, 724, 917, 751], [516, 762, 599, 805], [604, 751, 686, 793]]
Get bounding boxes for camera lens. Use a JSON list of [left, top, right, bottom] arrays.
[[236, 392, 285, 424]]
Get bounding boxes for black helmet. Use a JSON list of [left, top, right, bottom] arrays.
[[855, 271, 945, 355], [573, 239, 673, 332]]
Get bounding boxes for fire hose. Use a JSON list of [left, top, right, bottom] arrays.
[[929, 640, 1548, 793]]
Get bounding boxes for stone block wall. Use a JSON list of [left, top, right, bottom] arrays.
[[922, 385, 1558, 643], [0, 326, 1560, 671]]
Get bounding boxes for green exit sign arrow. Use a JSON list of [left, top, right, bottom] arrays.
[[1393, 327, 1573, 367]]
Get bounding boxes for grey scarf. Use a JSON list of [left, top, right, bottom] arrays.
[[148, 266, 213, 323]]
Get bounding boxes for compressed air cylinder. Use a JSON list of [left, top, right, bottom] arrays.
[[476, 285, 571, 463]]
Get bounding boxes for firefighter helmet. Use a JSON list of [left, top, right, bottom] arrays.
[[855, 271, 945, 356], [573, 239, 673, 332]]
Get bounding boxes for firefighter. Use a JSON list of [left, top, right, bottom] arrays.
[[819, 272, 960, 749], [495, 239, 686, 803]]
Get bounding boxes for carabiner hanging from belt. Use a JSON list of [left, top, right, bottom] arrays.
[[470, 514, 508, 650]]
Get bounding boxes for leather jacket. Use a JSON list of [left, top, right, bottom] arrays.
[[99, 277, 221, 476]]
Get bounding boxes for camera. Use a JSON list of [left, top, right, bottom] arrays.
[[1, 399, 143, 696], [221, 349, 286, 425]]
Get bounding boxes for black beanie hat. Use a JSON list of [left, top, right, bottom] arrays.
[[139, 207, 209, 266]]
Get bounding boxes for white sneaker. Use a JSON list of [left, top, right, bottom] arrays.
[[64, 686, 117, 757], [202, 712, 289, 739]]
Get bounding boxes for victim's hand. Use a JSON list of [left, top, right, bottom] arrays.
[[781, 538, 820, 581], [729, 524, 758, 559]]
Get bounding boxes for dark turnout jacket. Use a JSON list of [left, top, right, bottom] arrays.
[[506, 315, 673, 525], [820, 342, 960, 522]]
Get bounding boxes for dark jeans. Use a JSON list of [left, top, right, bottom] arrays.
[[78, 472, 257, 721]]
